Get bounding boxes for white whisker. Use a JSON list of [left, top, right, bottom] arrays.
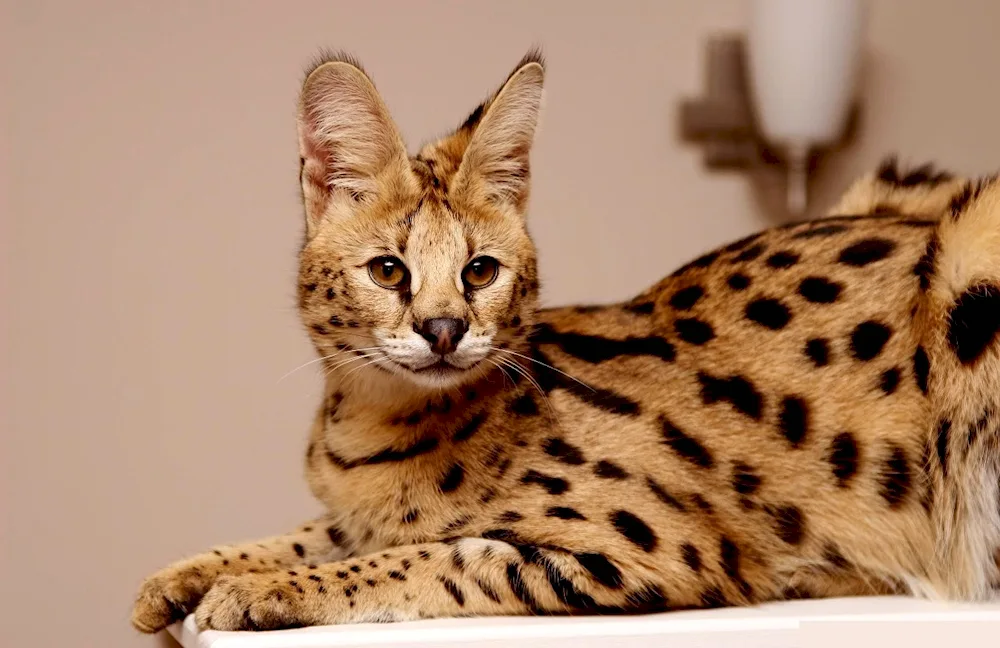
[[491, 347, 596, 392], [484, 357, 514, 389], [341, 356, 387, 382], [278, 347, 383, 383], [323, 352, 381, 377], [496, 356, 556, 421]]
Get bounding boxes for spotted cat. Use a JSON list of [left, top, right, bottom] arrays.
[[132, 50, 1000, 633]]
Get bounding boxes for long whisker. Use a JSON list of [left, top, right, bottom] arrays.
[[278, 347, 383, 383], [496, 356, 556, 420], [491, 347, 596, 392], [341, 356, 387, 382], [484, 357, 514, 389], [323, 352, 381, 376]]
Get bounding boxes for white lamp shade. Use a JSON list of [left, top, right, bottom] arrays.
[[747, 0, 866, 149]]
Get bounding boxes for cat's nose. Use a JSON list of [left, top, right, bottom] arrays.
[[416, 318, 468, 355]]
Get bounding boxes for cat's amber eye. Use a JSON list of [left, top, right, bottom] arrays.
[[368, 256, 409, 290], [462, 256, 499, 289]]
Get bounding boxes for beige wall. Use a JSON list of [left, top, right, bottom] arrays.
[[4, 1, 1000, 646]]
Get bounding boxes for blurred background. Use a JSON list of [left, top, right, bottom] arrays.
[[4, 1, 1000, 646]]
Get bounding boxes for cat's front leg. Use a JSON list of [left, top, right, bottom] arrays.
[[131, 518, 350, 633], [195, 536, 670, 630]]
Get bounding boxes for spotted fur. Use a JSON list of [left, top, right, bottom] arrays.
[[132, 51, 1000, 634]]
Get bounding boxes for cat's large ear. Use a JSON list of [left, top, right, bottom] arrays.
[[297, 54, 409, 235], [454, 52, 545, 212]]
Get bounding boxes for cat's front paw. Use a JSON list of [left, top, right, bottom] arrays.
[[131, 563, 216, 633], [195, 573, 318, 631]]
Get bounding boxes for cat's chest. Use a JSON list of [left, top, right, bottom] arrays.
[[304, 406, 517, 553]]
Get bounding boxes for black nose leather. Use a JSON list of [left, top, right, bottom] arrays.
[[417, 318, 468, 355]]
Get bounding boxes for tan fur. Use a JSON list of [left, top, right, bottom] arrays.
[[132, 52, 1000, 633]]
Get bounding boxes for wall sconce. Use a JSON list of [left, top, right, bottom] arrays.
[[680, 0, 867, 219]]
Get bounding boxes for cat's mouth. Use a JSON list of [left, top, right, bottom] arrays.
[[412, 359, 472, 375]]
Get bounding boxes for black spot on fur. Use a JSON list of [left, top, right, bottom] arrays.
[[766, 251, 800, 269], [326, 526, 346, 546], [441, 515, 472, 535], [948, 176, 995, 221], [850, 321, 892, 361], [567, 383, 641, 416], [388, 570, 406, 581], [326, 436, 440, 469], [521, 470, 569, 495], [805, 338, 831, 367], [669, 285, 705, 310], [731, 461, 762, 495], [722, 232, 765, 253], [697, 372, 763, 420], [733, 244, 766, 263], [838, 238, 896, 267], [719, 537, 752, 598], [947, 283, 1000, 365], [745, 298, 792, 330], [967, 407, 994, 452], [700, 586, 728, 608], [453, 412, 486, 442], [624, 299, 656, 315], [791, 223, 851, 239], [675, 318, 715, 345], [778, 396, 809, 447], [439, 463, 465, 493], [292, 543, 305, 558], [542, 437, 586, 465], [877, 158, 953, 187], [506, 563, 541, 611], [879, 445, 912, 508], [441, 577, 465, 607], [824, 544, 851, 569], [672, 250, 721, 276], [623, 584, 671, 613], [544, 560, 597, 610], [610, 510, 658, 552], [727, 273, 751, 291], [660, 415, 715, 469], [509, 393, 539, 417], [594, 460, 630, 480], [575, 553, 623, 589], [771, 505, 805, 544], [532, 325, 676, 364], [913, 236, 939, 292], [402, 509, 419, 524], [830, 432, 860, 486], [646, 476, 688, 512], [547, 506, 587, 520], [681, 543, 702, 572], [936, 419, 951, 477], [497, 511, 525, 524], [450, 547, 465, 571], [880, 367, 901, 395], [477, 579, 502, 603], [913, 346, 930, 394], [691, 494, 714, 513], [798, 277, 843, 304]]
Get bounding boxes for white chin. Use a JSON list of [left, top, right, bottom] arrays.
[[402, 362, 475, 389]]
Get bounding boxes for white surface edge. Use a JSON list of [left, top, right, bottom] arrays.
[[168, 596, 1000, 647]]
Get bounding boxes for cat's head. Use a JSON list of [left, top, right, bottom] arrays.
[[296, 51, 544, 389]]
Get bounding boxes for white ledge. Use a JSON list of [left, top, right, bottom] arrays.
[[169, 596, 1000, 647]]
